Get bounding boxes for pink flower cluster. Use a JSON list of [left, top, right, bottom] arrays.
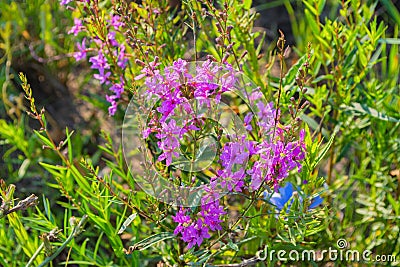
[[172, 200, 225, 249], [137, 59, 306, 248], [62, 0, 308, 252], [62, 1, 128, 115], [137, 58, 235, 166]]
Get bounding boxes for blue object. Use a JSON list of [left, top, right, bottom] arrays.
[[266, 182, 323, 212]]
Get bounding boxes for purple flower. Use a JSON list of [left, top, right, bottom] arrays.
[[247, 131, 306, 192], [173, 58, 187, 74], [117, 44, 128, 68], [244, 113, 253, 131], [89, 52, 110, 71], [163, 66, 180, 87], [92, 37, 104, 47], [248, 161, 264, 191], [173, 215, 211, 249], [109, 79, 124, 98], [134, 57, 160, 80], [172, 208, 192, 235], [89, 51, 112, 84], [156, 119, 182, 166], [219, 141, 249, 169], [74, 38, 87, 61], [60, 0, 72, 5], [173, 208, 191, 224], [181, 219, 210, 249], [173, 193, 225, 248], [245, 139, 259, 156], [215, 168, 245, 192], [107, 31, 118, 47], [256, 101, 276, 134], [142, 114, 160, 138], [220, 63, 236, 91], [180, 118, 200, 133], [109, 15, 124, 30], [201, 184, 221, 205], [138, 58, 309, 249], [156, 92, 183, 121], [93, 69, 111, 84], [106, 95, 117, 116], [195, 60, 218, 83], [179, 224, 196, 247], [68, 18, 83, 36], [193, 82, 219, 99], [249, 89, 263, 102], [200, 201, 225, 231]]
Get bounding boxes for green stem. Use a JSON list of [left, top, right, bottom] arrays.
[[26, 243, 44, 267], [36, 215, 88, 267], [204, 189, 265, 264]]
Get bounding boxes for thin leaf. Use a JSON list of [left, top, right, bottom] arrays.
[[378, 38, 400, 44], [129, 232, 175, 251], [118, 213, 137, 234], [317, 0, 326, 13], [341, 103, 400, 122], [313, 125, 339, 168], [303, 0, 318, 16], [34, 130, 54, 149], [65, 127, 74, 163], [282, 54, 307, 86], [227, 239, 239, 251], [300, 114, 329, 139], [243, 0, 252, 10], [380, 0, 400, 26]]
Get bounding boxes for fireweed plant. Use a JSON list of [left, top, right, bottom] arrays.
[[60, 0, 192, 116], [2, 0, 399, 265], [122, 57, 313, 251], [5, 0, 328, 265], [62, 0, 129, 115]]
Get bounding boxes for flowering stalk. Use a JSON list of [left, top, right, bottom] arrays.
[[134, 59, 307, 249], [61, 0, 131, 115]]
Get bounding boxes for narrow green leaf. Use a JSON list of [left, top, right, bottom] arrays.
[[117, 213, 137, 234], [80, 238, 89, 257], [41, 113, 47, 129], [129, 232, 175, 251], [300, 114, 329, 139], [255, 31, 266, 56], [303, 0, 318, 16], [65, 127, 74, 163], [282, 54, 307, 86], [378, 38, 400, 44], [304, 9, 319, 35], [341, 103, 400, 122], [243, 0, 252, 10], [69, 165, 92, 194], [317, 0, 326, 13], [39, 162, 66, 177], [227, 239, 239, 251], [387, 193, 399, 216], [34, 130, 54, 148], [42, 196, 54, 224], [380, 0, 400, 26], [313, 125, 339, 168], [18, 158, 30, 178]]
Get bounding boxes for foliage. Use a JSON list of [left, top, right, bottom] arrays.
[[0, 0, 399, 266]]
